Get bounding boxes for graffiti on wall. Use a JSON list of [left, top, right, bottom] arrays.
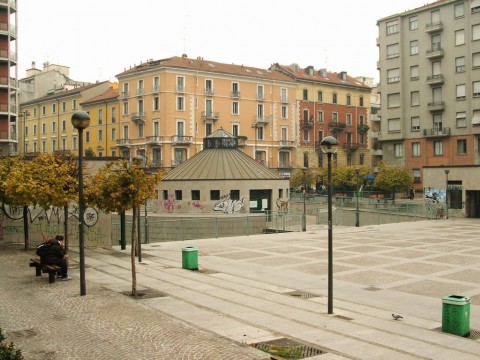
[[163, 194, 181, 213], [188, 201, 204, 210], [1, 203, 99, 227], [213, 196, 246, 214]]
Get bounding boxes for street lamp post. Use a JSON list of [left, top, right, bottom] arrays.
[[132, 155, 147, 263], [355, 168, 360, 227], [445, 169, 450, 219], [320, 136, 338, 315], [302, 168, 307, 232], [71, 111, 90, 296]]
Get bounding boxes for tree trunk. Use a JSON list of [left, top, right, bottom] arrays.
[[23, 205, 29, 251], [64, 203, 69, 253], [131, 206, 137, 296]]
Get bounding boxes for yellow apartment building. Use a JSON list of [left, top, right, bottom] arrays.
[[79, 85, 119, 157], [115, 55, 298, 174], [19, 81, 113, 156], [271, 64, 372, 171]]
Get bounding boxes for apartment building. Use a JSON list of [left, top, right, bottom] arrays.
[[377, 0, 480, 188], [19, 81, 113, 156], [79, 85, 119, 157], [271, 63, 371, 170], [115, 55, 298, 173], [0, 0, 17, 155]]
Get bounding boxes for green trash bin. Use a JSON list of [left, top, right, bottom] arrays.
[[182, 246, 198, 270], [442, 295, 470, 336]]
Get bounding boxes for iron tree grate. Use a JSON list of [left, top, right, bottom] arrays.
[[432, 327, 480, 340], [120, 289, 167, 300], [251, 338, 326, 359], [284, 290, 321, 299]]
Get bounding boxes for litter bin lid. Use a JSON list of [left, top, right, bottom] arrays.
[[442, 295, 470, 305], [182, 246, 198, 251]]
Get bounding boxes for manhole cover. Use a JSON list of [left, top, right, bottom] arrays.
[[120, 289, 167, 300], [251, 338, 326, 359], [284, 290, 321, 299], [432, 327, 480, 340], [7, 328, 38, 338]]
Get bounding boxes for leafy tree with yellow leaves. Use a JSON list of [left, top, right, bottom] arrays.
[[332, 165, 369, 192], [84, 159, 160, 296], [374, 161, 414, 201]]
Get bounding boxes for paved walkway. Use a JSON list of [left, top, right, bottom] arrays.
[[1, 219, 480, 359]]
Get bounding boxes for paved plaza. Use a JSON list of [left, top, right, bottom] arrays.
[[1, 219, 480, 359]]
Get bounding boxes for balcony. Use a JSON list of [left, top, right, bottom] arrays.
[[278, 140, 295, 148], [116, 138, 131, 148], [427, 101, 445, 112], [328, 121, 346, 131], [426, 74, 444, 86], [370, 131, 380, 139], [425, 21, 443, 33], [370, 113, 380, 122], [0, 22, 16, 38], [358, 125, 370, 134], [120, 91, 129, 98], [423, 127, 451, 137], [136, 88, 144, 96], [150, 160, 163, 169], [130, 112, 146, 124], [252, 115, 270, 127], [176, 85, 186, 93], [231, 91, 240, 98], [204, 88, 214, 96], [145, 135, 165, 145], [281, 95, 288, 103], [152, 85, 160, 93], [343, 142, 360, 151], [301, 120, 313, 129], [201, 111, 220, 122], [373, 149, 383, 156], [171, 135, 193, 145], [257, 93, 265, 101], [0, 49, 16, 63], [426, 47, 444, 60]]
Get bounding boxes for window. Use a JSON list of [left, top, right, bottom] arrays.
[[232, 123, 239, 137], [473, 24, 480, 41], [85, 131, 90, 143], [61, 101, 66, 112], [346, 113, 352, 125], [317, 110, 324, 123], [387, 93, 400, 108], [162, 190, 168, 200], [52, 103, 56, 114], [42, 123, 46, 134], [410, 65, 419, 80], [431, 34, 441, 50], [387, 43, 399, 58], [303, 109, 309, 122], [279, 152, 290, 168], [176, 121, 184, 136], [52, 139, 56, 151], [359, 96, 364, 107], [388, 118, 401, 132], [62, 120, 66, 131], [472, 0, 480, 13], [456, 57, 466, 72], [123, 125, 129, 139], [153, 76, 160, 92], [122, 83, 129, 97], [232, 101, 239, 115], [175, 190, 182, 201], [474, 81, 480, 97], [138, 123, 144, 138], [111, 128, 116, 141], [473, 52, 480, 68], [387, 68, 400, 83], [153, 121, 159, 136], [205, 123, 212, 136], [191, 190, 200, 201], [394, 143, 403, 157], [455, 2, 464, 18], [210, 190, 220, 201], [412, 142, 421, 157], [281, 105, 287, 119], [456, 112, 467, 128], [411, 116, 420, 131], [205, 79, 213, 95], [434, 141, 443, 156], [111, 107, 117, 123], [431, 9, 440, 24], [409, 16, 418, 30], [42, 106, 46, 115], [302, 89, 308, 101], [153, 96, 159, 111], [413, 169, 421, 183], [98, 129, 103, 141], [72, 99, 77, 109], [455, 29, 465, 45], [256, 126, 264, 140], [257, 85, 264, 100], [410, 40, 419, 55], [280, 88, 288, 102], [332, 112, 338, 122], [359, 114, 365, 125], [346, 94, 351, 106], [457, 84, 465, 100], [257, 103, 264, 120], [176, 96, 185, 111], [176, 76, 185, 92], [332, 93, 337, 104], [231, 82, 239, 97], [98, 109, 103, 124], [457, 139, 467, 155], [317, 91, 323, 102], [303, 129, 309, 141], [123, 101, 129, 115], [386, 20, 399, 34], [411, 91, 420, 106]]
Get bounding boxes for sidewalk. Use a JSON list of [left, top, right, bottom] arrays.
[[1, 219, 480, 359]]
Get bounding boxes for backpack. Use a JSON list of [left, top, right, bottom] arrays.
[[36, 242, 51, 258]]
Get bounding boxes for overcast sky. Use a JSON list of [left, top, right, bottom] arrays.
[[18, 0, 429, 84]]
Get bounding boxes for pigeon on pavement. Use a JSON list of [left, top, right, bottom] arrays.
[[392, 314, 403, 320]]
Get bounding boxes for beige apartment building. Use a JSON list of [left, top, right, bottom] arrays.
[[19, 81, 113, 155], [115, 55, 298, 174], [377, 0, 480, 187]]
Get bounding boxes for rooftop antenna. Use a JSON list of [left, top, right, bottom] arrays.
[[183, 0, 188, 55]]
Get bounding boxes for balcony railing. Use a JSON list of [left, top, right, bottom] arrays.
[[278, 140, 295, 148], [136, 88, 144, 96], [427, 101, 445, 112], [176, 85, 186, 93], [257, 93, 265, 101], [145, 135, 165, 144], [116, 138, 131, 147], [204, 88, 214, 96], [301, 120, 313, 129], [343, 143, 360, 151], [121, 91, 129, 98], [426, 74, 444, 85], [281, 95, 288, 103], [130, 112, 146, 123], [201, 111, 220, 121], [423, 127, 451, 137], [171, 135, 192, 144], [252, 115, 270, 126], [426, 21, 443, 33], [328, 121, 346, 130], [426, 48, 444, 60], [152, 85, 160, 93], [370, 114, 380, 122], [231, 91, 240, 98]]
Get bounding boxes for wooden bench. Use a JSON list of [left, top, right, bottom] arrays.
[[30, 258, 61, 284]]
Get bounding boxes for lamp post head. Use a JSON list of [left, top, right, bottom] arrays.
[[71, 111, 90, 130], [320, 136, 339, 154], [132, 155, 146, 167], [444, 169, 450, 175]]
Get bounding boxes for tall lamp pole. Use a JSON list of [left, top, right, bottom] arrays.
[[320, 136, 338, 315], [71, 111, 90, 296], [302, 168, 307, 232], [445, 169, 449, 219], [355, 168, 360, 227]]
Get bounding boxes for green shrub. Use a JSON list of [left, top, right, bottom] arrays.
[[0, 329, 24, 360]]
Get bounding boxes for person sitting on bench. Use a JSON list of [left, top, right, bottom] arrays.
[[43, 235, 71, 281]]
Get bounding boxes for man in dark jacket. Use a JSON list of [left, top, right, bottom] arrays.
[[43, 235, 71, 281]]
